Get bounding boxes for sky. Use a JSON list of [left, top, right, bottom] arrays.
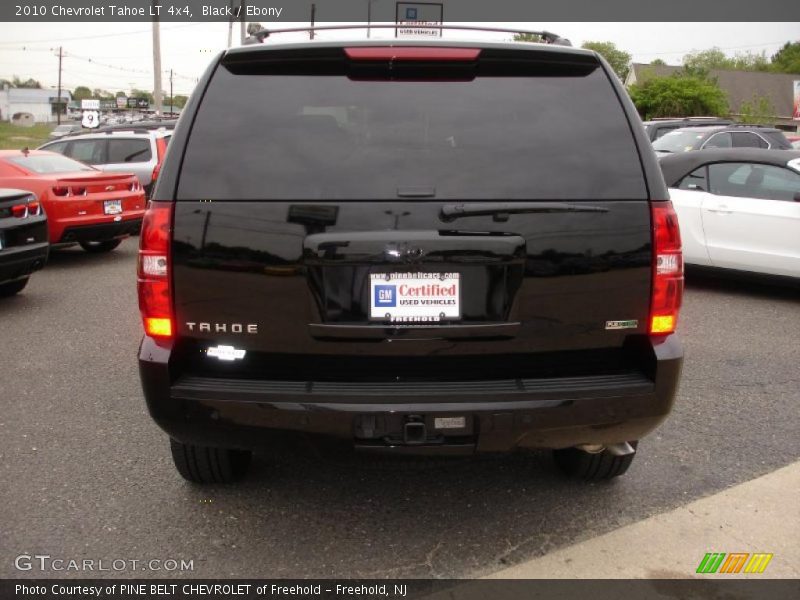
[[0, 21, 798, 96]]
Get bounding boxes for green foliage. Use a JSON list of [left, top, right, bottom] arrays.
[[581, 41, 632, 79], [629, 74, 728, 120], [684, 47, 776, 74], [247, 22, 262, 36], [650, 59, 666, 66], [737, 94, 776, 125], [770, 41, 800, 74], [72, 86, 92, 101], [92, 89, 114, 99], [172, 95, 189, 109], [10, 76, 41, 89], [512, 33, 543, 43], [130, 89, 154, 103]]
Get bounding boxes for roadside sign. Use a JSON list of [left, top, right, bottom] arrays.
[[793, 81, 800, 120], [81, 99, 100, 110], [116, 96, 128, 109], [81, 110, 100, 128], [395, 2, 443, 37]]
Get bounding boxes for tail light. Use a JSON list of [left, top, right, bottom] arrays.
[[151, 137, 168, 193], [650, 201, 683, 335], [28, 201, 41, 216], [138, 201, 173, 339], [130, 180, 141, 193], [11, 203, 28, 218], [52, 186, 86, 197]]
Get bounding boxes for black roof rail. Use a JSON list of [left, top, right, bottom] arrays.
[[244, 24, 571, 46]]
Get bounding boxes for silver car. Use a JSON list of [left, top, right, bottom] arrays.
[[38, 129, 171, 195]]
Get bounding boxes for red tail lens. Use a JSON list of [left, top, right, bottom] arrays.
[[11, 204, 27, 218], [151, 137, 168, 191], [27, 201, 41, 216], [52, 186, 70, 197], [138, 201, 173, 339], [344, 47, 481, 61], [650, 202, 683, 335]]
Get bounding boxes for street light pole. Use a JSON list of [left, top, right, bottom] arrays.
[[56, 46, 63, 125]]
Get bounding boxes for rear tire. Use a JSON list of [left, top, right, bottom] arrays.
[[0, 278, 29, 297], [553, 442, 638, 480], [169, 439, 252, 484], [79, 239, 123, 253]]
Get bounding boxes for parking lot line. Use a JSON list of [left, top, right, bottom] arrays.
[[484, 460, 800, 579]]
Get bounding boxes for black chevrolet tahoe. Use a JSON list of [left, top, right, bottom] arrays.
[[138, 32, 684, 484]]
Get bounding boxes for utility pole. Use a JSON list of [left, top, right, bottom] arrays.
[[310, 4, 316, 39], [227, 0, 233, 47], [239, 0, 246, 45], [367, 1, 373, 39], [56, 46, 63, 125], [169, 69, 173, 116], [151, 0, 163, 116]]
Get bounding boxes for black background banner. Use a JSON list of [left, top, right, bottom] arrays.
[[3, 580, 800, 600], [2, 0, 799, 22]]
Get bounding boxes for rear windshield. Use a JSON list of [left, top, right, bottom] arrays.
[[178, 59, 647, 200], [652, 130, 708, 154], [8, 153, 95, 174]]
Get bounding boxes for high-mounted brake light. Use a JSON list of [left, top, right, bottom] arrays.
[[138, 201, 173, 339], [344, 47, 481, 61], [650, 202, 683, 335]]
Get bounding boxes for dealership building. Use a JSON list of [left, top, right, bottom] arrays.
[[0, 85, 71, 124]]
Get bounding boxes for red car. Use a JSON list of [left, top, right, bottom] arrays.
[[0, 149, 146, 252]]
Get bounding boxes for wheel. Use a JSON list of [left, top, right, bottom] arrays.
[[0, 278, 29, 297], [79, 239, 123, 253], [553, 441, 638, 480], [169, 439, 252, 484]]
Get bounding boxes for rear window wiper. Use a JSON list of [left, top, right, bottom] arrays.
[[440, 202, 609, 222]]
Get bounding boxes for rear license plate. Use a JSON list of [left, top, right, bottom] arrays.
[[370, 272, 461, 322], [104, 200, 122, 215]]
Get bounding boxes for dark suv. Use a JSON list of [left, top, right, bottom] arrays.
[[138, 33, 684, 484], [653, 124, 792, 156]]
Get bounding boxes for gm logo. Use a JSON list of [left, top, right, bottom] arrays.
[[374, 285, 396, 307]]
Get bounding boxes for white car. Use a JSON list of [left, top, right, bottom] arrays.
[[660, 148, 800, 279]]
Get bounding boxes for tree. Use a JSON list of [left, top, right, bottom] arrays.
[[72, 86, 92, 101], [629, 73, 728, 119], [247, 22, 263, 36], [650, 59, 667, 66], [130, 88, 154, 103], [731, 51, 770, 72], [770, 41, 800, 74], [512, 32, 543, 43], [684, 47, 772, 74], [737, 93, 776, 125], [11, 76, 42, 88], [581, 41, 631, 80], [93, 89, 114, 99], [172, 95, 189, 109], [683, 48, 733, 76], [116, 90, 127, 98]]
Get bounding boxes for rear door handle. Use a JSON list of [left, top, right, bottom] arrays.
[[706, 204, 732, 214]]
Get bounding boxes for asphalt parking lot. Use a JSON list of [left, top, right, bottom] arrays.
[[1, 238, 798, 579]]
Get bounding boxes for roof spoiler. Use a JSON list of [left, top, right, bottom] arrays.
[[243, 24, 571, 47]]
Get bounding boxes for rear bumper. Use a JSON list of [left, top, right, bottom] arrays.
[[0, 242, 49, 284], [139, 336, 683, 454], [55, 217, 143, 244]]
